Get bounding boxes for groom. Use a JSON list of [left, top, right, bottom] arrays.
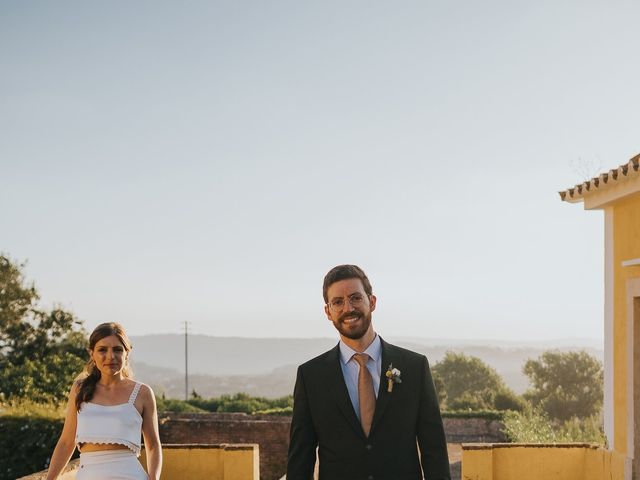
[[287, 265, 450, 480]]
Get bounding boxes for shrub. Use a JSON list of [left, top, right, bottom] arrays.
[[0, 402, 70, 480], [503, 407, 606, 443], [252, 406, 293, 416], [502, 407, 558, 442], [494, 388, 527, 412], [442, 410, 504, 420], [157, 394, 293, 414], [156, 397, 205, 413], [558, 414, 606, 444], [187, 397, 220, 412], [215, 393, 267, 413]]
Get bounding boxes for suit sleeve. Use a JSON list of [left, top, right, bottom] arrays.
[[286, 365, 317, 480], [417, 356, 451, 480]]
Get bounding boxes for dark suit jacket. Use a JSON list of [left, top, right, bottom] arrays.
[[287, 337, 450, 480]]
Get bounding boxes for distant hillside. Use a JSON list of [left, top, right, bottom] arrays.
[[129, 335, 603, 398], [129, 335, 337, 375], [132, 361, 298, 399]]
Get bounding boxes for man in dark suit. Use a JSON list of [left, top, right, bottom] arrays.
[[287, 265, 450, 480]]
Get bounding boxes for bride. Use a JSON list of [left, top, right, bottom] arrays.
[[46, 322, 162, 480]]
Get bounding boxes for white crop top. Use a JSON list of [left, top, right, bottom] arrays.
[[76, 381, 143, 455]]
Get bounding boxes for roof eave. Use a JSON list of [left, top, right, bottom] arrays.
[[559, 154, 640, 209]]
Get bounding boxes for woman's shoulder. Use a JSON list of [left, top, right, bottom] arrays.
[[132, 382, 157, 413], [131, 381, 155, 399]]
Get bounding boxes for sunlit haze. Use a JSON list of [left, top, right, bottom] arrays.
[[3, 1, 639, 343]]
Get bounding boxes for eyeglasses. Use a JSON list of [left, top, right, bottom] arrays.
[[327, 293, 367, 312]]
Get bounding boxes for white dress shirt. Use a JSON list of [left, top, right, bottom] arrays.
[[339, 334, 382, 420]]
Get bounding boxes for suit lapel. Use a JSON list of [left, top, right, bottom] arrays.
[[370, 338, 394, 436], [324, 343, 366, 439]]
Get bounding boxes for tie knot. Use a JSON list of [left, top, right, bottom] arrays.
[[353, 353, 370, 367]]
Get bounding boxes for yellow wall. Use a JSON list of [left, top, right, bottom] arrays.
[[21, 445, 259, 480], [612, 192, 640, 455], [462, 444, 626, 480], [222, 446, 260, 480], [139, 444, 259, 480]]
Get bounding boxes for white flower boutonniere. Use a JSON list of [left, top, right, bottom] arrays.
[[385, 363, 401, 392]]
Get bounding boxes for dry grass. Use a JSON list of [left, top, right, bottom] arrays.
[[0, 399, 65, 419]]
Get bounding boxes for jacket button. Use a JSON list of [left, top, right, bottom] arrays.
[[366, 444, 373, 450]]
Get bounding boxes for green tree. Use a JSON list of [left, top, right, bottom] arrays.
[[431, 369, 447, 406], [494, 388, 527, 412], [0, 256, 39, 356], [0, 254, 87, 404], [432, 351, 523, 411], [523, 350, 603, 421]]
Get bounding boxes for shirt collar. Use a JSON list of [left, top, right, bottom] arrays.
[[339, 333, 381, 365]]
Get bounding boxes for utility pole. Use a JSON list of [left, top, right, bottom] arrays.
[[183, 321, 189, 401]]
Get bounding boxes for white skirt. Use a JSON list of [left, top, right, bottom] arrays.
[[77, 451, 148, 480]]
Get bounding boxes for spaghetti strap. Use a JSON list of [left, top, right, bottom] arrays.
[[128, 382, 142, 404]]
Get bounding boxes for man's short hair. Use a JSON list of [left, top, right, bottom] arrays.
[[322, 264, 373, 304]]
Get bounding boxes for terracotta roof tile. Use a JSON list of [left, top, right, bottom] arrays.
[[559, 153, 640, 202]]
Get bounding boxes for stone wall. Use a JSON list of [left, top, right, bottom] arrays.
[[443, 416, 505, 443], [159, 413, 505, 480]]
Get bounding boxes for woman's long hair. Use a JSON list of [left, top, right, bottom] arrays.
[[75, 322, 133, 411]]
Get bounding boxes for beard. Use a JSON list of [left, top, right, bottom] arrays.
[[333, 309, 372, 340]]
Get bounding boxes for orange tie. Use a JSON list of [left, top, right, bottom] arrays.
[[353, 353, 376, 437]]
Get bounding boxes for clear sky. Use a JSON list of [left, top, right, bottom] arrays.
[[2, 1, 639, 342]]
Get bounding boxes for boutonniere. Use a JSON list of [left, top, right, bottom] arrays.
[[385, 363, 401, 392]]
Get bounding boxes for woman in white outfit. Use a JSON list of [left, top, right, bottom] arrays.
[[46, 323, 162, 480]]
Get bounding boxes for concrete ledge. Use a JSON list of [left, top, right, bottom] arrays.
[[158, 443, 257, 450], [461, 443, 625, 480], [21, 444, 260, 480], [463, 442, 601, 450], [18, 459, 79, 480]]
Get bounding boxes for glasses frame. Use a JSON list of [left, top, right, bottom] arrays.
[[326, 293, 369, 312]]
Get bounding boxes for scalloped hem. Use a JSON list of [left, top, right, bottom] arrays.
[[76, 438, 141, 456]]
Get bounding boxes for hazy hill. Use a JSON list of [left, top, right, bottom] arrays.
[[129, 335, 603, 398]]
